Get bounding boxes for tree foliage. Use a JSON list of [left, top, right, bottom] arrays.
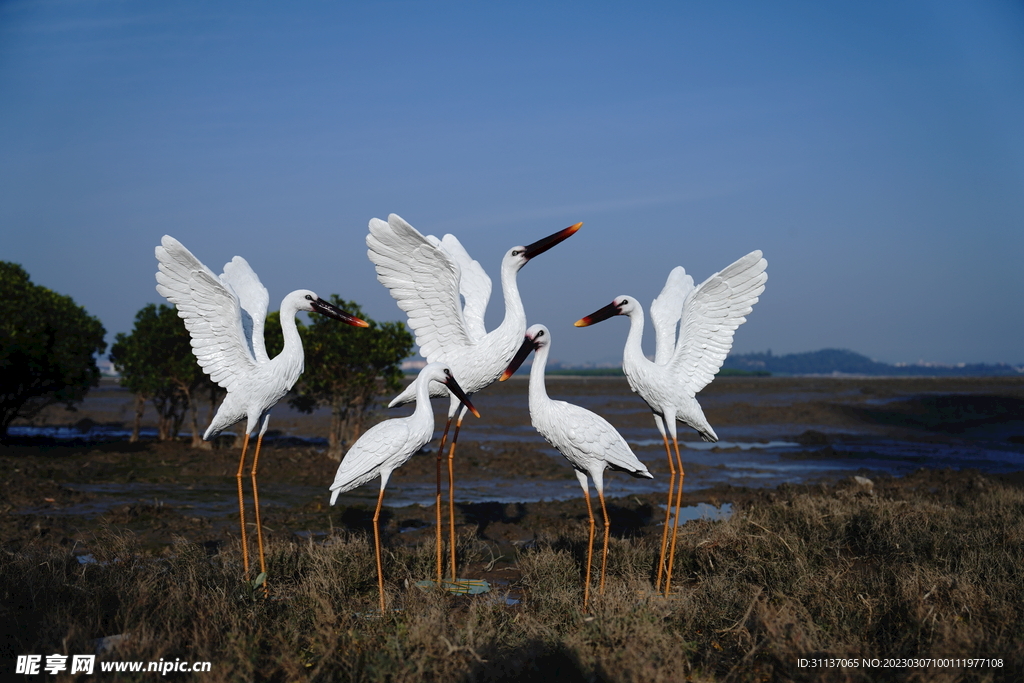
[[289, 297, 414, 460], [0, 262, 107, 440], [110, 304, 219, 445]]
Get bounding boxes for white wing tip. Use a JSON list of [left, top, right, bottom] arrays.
[[388, 213, 414, 230]]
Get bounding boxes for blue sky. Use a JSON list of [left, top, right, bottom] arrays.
[[2, 1, 1022, 366]]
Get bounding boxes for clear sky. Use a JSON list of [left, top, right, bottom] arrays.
[[2, 1, 1022, 367]]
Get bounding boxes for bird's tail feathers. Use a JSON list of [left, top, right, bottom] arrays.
[[678, 402, 719, 443], [618, 463, 653, 479], [607, 453, 653, 479]]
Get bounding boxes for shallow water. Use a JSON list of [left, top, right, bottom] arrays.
[[11, 377, 1024, 510], [7, 424, 328, 447], [27, 429, 1024, 512]]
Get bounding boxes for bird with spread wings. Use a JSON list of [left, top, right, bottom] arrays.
[[155, 236, 367, 588], [366, 214, 581, 583], [576, 250, 767, 595]]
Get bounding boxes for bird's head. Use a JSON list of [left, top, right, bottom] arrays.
[[503, 222, 582, 272], [574, 296, 637, 327], [500, 324, 549, 381], [292, 291, 370, 327], [423, 363, 481, 418]]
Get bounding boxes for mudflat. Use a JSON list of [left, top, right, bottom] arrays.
[[4, 375, 1023, 566]]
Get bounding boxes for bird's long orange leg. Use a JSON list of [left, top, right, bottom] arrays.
[[599, 488, 611, 596], [581, 487, 595, 610], [655, 431, 675, 592], [664, 436, 685, 597], [236, 434, 251, 576], [250, 432, 268, 596], [447, 412, 466, 583], [435, 417, 453, 585], [373, 485, 387, 613]]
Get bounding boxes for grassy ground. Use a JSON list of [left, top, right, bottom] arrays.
[[3, 468, 1022, 682]]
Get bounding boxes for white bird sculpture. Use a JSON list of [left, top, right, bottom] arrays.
[[501, 324, 652, 609], [155, 235, 368, 586], [366, 214, 581, 583], [329, 362, 479, 613], [575, 250, 767, 596]]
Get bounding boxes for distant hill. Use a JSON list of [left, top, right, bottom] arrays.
[[406, 349, 1022, 377], [722, 348, 1023, 377], [544, 366, 767, 378]]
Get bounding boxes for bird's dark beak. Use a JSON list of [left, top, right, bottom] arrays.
[[574, 301, 620, 327], [522, 222, 582, 261], [312, 298, 370, 327], [444, 373, 481, 418], [500, 335, 536, 381]]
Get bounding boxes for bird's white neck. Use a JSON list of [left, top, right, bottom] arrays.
[[528, 342, 551, 408], [621, 307, 651, 375], [273, 299, 306, 382], [413, 373, 437, 421], [491, 261, 527, 351]]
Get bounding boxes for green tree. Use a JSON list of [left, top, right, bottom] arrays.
[[110, 304, 219, 445], [289, 297, 413, 460], [0, 262, 107, 440]]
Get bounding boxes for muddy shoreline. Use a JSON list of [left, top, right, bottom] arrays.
[[4, 375, 1023, 575]]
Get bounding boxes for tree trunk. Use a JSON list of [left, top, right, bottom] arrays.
[[328, 405, 346, 461], [170, 409, 185, 441], [188, 386, 210, 449], [157, 413, 170, 441], [152, 393, 172, 441], [130, 393, 145, 442]]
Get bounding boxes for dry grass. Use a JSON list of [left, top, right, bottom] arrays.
[[3, 470, 1022, 682]]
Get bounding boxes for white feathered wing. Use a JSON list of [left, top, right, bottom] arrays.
[[154, 236, 257, 393], [671, 250, 768, 395]]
